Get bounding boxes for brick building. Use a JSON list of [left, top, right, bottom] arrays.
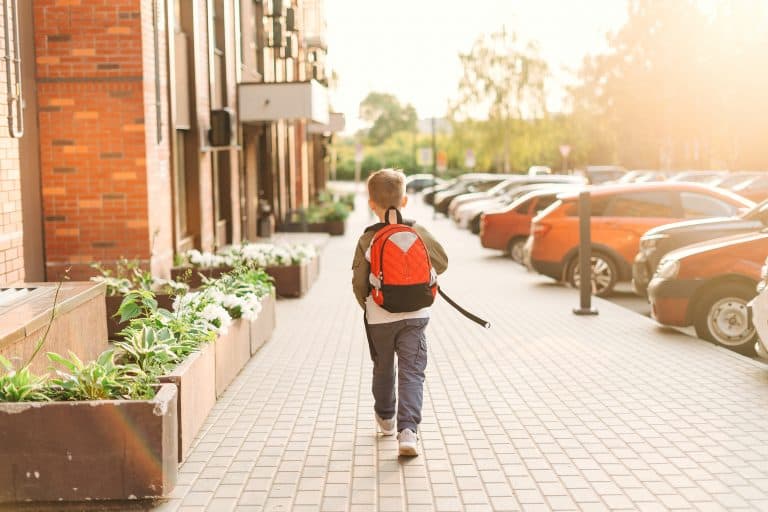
[[2, 0, 340, 287]]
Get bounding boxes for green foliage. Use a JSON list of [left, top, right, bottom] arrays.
[[114, 326, 185, 376], [46, 350, 155, 401], [118, 290, 159, 323], [305, 202, 351, 223], [359, 92, 418, 145], [92, 259, 188, 297], [571, 0, 768, 169], [0, 355, 50, 402]]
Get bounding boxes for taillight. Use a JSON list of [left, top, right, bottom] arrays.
[[532, 222, 551, 237]]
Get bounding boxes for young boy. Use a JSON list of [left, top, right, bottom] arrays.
[[352, 169, 448, 456]]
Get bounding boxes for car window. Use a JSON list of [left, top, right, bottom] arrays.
[[533, 195, 558, 213], [565, 196, 610, 216], [604, 192, 676, 217], [513, 198, 535, 214], [680, 192, 737, 218]]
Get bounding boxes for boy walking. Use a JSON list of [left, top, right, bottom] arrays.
[[352, 169, 448, 456]]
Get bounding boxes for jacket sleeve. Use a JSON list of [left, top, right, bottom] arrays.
[[416, 225, 448, 275], [351, 239, 369, 309]]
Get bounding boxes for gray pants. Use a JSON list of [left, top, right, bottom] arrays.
[[366, 318, 429, 433]]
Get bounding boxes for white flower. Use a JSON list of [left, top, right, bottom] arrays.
[[186, 249, 228, 268], [201, 303, 232, 334]]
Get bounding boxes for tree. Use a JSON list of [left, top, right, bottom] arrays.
[[451, 28, 549, 172], [359, 92, 418, 145], [571, 0, 768, 169]]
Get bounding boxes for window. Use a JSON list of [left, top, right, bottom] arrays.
[[533, 195, 558, 214], [604, 192, 676, 218], [680, 192, 736, 218], [513, 198, 534, 214], [565, 197, 610, 216]]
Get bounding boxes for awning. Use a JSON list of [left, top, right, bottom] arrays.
[[238, 80, 329, 125]]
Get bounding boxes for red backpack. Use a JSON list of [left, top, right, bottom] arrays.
[[366, 208, 437, 313]]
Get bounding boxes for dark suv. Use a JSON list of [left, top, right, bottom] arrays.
[[633, 199, 767, 296]]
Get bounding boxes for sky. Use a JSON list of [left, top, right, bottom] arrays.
[[325, 0, 629, 134]]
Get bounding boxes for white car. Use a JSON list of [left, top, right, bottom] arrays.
[[749, 256, 768, 358]]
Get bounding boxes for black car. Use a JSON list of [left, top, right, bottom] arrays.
[[422, 181, 454, 205], [632, 199, 768, 296], [433, 177, 509, 215], [406, 174, 443, 193]]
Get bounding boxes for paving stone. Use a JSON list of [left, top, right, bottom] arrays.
[[159, 197, 768, 511]]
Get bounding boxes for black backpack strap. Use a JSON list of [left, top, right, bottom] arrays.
[[363, 313, 377, 361], [384, 207, 403, 225], [438, 287, 491, 329]]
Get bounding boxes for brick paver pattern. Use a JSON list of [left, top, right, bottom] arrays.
[[156, 193, 768, 511]]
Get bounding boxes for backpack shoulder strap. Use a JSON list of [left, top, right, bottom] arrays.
[[363, 218, 415, 234]]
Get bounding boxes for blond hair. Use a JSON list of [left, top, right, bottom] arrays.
[[367, 169, 406, 209]]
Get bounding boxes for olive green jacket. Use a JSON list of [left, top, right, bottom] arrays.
[[351, 223, 448, 309]]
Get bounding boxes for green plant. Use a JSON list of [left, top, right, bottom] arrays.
[[114, 326, 183, 376], [0, 355, 50, 402], [46, 350, 154, 401], [323, 202, 351, 222], [92, 259, 188, 297]]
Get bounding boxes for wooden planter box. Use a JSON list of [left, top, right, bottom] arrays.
[[170, 266, 231, 290], [0, 384, 178, 503], [250, 292, 276, 355], [105, 293, 175, 341], [215, 318, 251, 397], [278, 220, 346, 236], [265, 263, 307, 298], [159, 343, 216, 462], [1, 282, 109, 375]]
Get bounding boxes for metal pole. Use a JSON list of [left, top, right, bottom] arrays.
[[431, 117, 437, 175], [432, 117, 437, 220], [573, 191, 598, 315]]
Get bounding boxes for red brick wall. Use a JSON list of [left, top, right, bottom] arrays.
[[0, 8, 24, 286], [34, 0, 172, 279]]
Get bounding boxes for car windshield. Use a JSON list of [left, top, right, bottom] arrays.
[[735, 175, 768, 191], [742, 198, 768, 220], [715, 174, 757, 188]]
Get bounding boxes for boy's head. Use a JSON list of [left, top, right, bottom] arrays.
[[367, 169, 408, 218]]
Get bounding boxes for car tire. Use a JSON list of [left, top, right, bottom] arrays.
[[566, 252, 618, 297], [506, 238, 527, 264], [470, 215, 482, 234], [693, 283, 757, 355]]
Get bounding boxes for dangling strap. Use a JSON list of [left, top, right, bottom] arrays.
[[438, 287, 491, 329], [384, 207, 403, 225], [363, 313, 377, 361]]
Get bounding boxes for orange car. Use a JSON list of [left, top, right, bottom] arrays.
[[529, 183, 754, 296], [480, 186, 580, 262]]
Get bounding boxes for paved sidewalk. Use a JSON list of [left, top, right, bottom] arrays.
[[157, 194, 768, 511]]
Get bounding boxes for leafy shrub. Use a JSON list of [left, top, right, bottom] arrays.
[[0, 355, 49, 402]]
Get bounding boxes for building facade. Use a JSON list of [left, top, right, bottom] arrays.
[[2, 0, 339, 287]]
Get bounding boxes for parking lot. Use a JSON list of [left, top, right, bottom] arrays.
[[424, 171, 768, 360]]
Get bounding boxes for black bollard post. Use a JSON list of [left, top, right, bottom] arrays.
[[573, 191, 599, 316]]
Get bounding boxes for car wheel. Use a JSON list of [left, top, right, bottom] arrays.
[[694, 283, 757, 355], [567, 252, 618, 297], [507, 238, 527, 264], [470, 215, 482, 234]]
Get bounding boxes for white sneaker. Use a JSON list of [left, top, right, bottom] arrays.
[[397, 428, 419, 456], [376, 414, 396, 436]]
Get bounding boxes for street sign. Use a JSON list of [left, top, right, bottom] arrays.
[[417, 147, 433, 167], [354, 144, 364, 163], [437, 150, 448, 173], [559, 145, 571, 158], [465, 149, 476, 169]]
